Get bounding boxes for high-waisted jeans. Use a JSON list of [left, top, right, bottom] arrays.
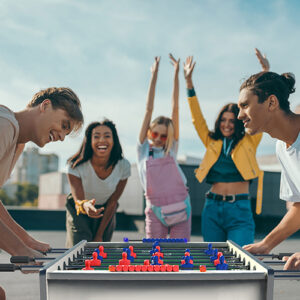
[[201, 196, 255, 247]]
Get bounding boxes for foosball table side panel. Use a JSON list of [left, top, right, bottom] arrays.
[[46, 278, 269, 300]]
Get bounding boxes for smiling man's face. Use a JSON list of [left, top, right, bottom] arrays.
[[237, 88, 270, 135]]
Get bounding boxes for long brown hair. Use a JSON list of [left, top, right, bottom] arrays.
[[209, 103, 245, 150]]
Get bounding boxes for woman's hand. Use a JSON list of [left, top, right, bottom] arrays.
[[255, 48, 270, 72], [150, 56, 160, 75], [83, 199, 104, 219], [183, 56, 196, 80], [169, 53, 180, 75], [183, 56, 196, 89]]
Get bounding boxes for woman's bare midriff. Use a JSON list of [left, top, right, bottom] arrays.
[[210, 181, 249, 195]]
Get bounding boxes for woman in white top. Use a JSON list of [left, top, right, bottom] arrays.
[[66, 119, 131, 247]]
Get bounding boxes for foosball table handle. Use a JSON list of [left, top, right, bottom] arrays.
[[10, 256, 32, 264], [10, 256, 55, 263], [0, 263, 18, 272]]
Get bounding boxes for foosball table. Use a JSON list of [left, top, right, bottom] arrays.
[[39, 239, 276, 300]]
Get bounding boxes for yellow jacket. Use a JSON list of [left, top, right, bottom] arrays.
[[188, 95, 264, 214]]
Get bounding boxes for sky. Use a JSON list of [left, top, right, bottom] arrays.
[[1, 0, 300, 170]]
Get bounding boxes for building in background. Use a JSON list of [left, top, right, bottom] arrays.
[[10, 147, 59, 185]]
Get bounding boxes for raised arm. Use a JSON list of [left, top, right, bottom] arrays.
[[255, 48, 270, 72], [139, 57, 160, 144], [67, 173, 104, 218], [184, 56, 196, 90], [184, 56, 211, 147], [169, 53, 180, 141]]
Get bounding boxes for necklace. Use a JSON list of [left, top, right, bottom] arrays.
[[223, 138, 234, 157]]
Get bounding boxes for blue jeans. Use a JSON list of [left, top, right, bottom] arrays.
[[201, 196, 255, 247]]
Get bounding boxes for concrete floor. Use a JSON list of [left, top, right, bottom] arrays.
[[0, 230, 300, 299]]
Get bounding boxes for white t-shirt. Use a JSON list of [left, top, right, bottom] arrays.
[[136, 139, 187, 191], [67, 158, 131, 205], [0, 105, 24, 187], [276, 132, 300, 202]]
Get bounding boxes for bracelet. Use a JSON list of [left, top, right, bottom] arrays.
[[75, 200, 88, 216]]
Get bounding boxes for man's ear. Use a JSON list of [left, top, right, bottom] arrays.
[[268, 95, 280, 111], [40, 99, 52, 112]]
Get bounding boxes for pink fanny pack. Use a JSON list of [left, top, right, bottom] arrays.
[[148, 196, 191, 226]]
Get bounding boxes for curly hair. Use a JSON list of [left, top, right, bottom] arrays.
[[240, 72, 296, 113]]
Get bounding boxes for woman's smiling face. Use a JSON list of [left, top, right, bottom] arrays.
[[219, 111, 235, 138], [91, 125, 114, 158]]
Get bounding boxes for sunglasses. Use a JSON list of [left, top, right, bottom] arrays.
[[151, 131, 168, 141]]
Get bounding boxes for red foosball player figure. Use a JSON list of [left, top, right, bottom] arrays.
[[98, 246, 107, 259], [119, 252, 131, 265], [90, 252, 101, 267], [82, 260, 94, 270], [128, 246, 137, 258]]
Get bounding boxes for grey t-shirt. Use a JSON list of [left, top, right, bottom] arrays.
[[67, 158, 131, 205], [0, 105, 24, 187]]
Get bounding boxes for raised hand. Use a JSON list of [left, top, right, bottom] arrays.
[[169, 53, 180, 75], [150, 56, 160, 75], [83, 199, 104, 219], [183, 56, 196, 81], [255, 48, 270, 72]]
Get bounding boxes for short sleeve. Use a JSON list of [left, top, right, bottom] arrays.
[[0, 118, 16, 161], [137, 139, 149, 162], [120, 159, 131, 180], [66, 163, 81, 178]]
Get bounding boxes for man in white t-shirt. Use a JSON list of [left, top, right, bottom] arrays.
[[286, 104, 300, 211], [237, 71, 300, 270], [0, 87, 83, 299]]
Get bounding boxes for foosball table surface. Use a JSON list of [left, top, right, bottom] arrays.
[[39, 240, 274, 300]]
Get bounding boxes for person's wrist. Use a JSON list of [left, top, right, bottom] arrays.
[[186, 79, 193, 89], [260, 239, 273, 253], [22, 232, 33, 247], [82, 202, 88, 213]]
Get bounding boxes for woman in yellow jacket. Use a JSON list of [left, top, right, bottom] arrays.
[[183, 54, 264, 246]]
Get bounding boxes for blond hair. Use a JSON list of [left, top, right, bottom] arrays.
[[149, 116, 174, 155]]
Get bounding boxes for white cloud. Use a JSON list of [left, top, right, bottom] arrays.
[[1, 0, 300, 170]]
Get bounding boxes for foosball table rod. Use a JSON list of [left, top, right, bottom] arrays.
[[274, 270, 300, 280], [253, 253, 294, 260]]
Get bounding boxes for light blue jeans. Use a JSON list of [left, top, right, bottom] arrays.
[[201, 196, 255, 247]]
